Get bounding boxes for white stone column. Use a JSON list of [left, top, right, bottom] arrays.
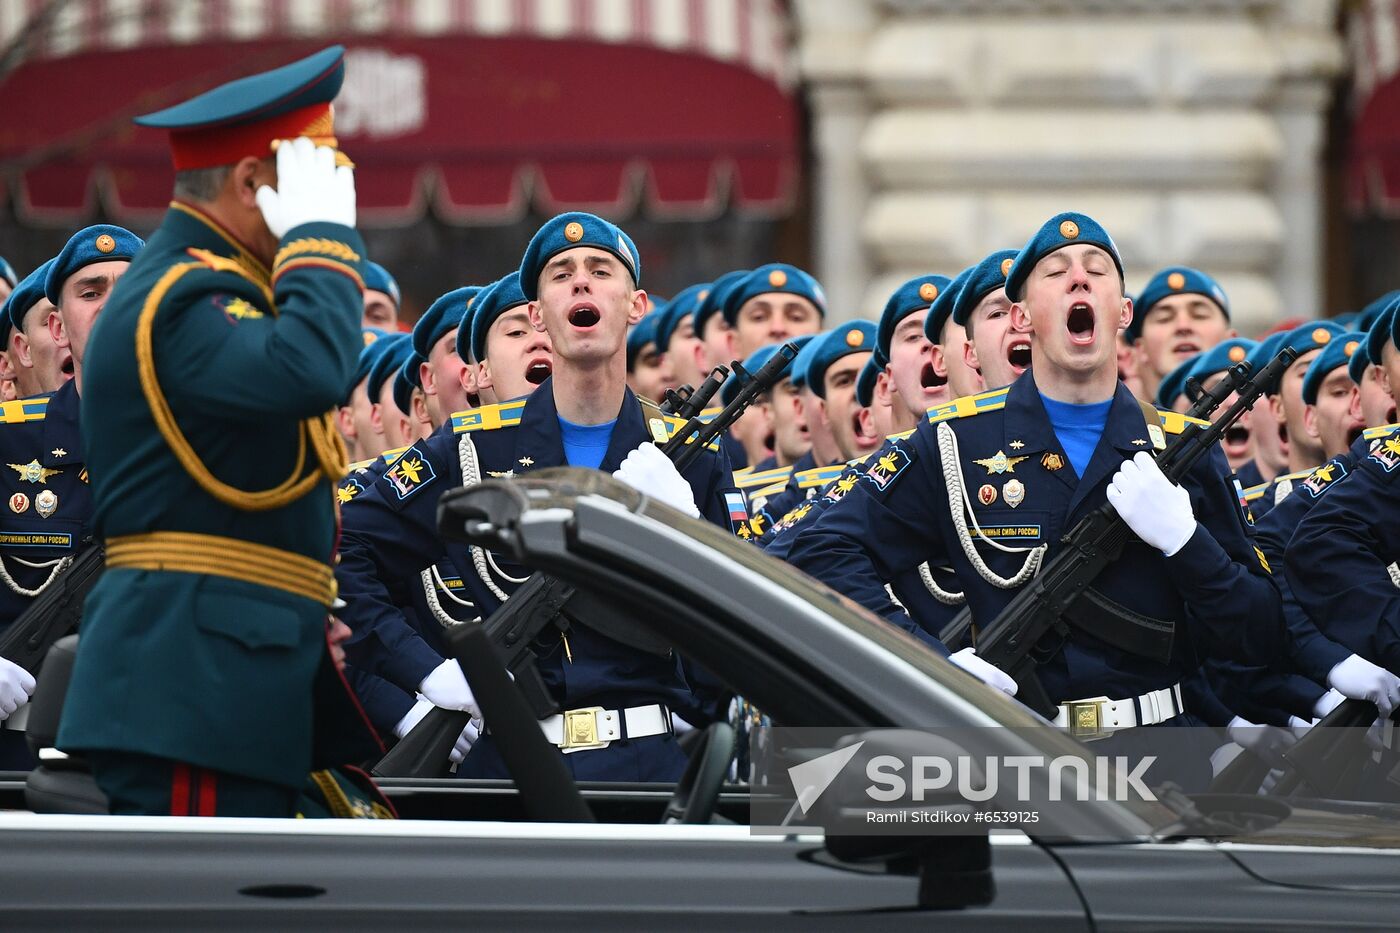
[[808, 85, 872, 322]]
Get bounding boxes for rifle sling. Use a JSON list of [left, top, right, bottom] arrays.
[[1061, 586, 1175, 664]]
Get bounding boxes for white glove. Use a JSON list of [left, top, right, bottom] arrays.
[[1326, 653, 1400, 716], [254, 136, 356, 238], [1226, 715, 1297, 767], [393, 696, 480, 765], [612, 443, 700, 518], [418, 659, 482, 719], [948, 647, 1018, 696], [0, 656, 35, 721], [1312, 687, 1347, 720], [1105, 451, 1198, 557]]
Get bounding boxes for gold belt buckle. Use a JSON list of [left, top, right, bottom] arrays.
[[1067, 700, 1106, 741], [560, 707, 608, 752]]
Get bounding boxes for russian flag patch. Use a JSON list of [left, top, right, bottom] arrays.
[[724, 490, 751, 537]]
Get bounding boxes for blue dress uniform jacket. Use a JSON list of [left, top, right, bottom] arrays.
[[0, 382, 92, 628], [336, 381, 736, 724], [58, 203, 378, 789], [786, 372, 1282, 707], [1287, 427, 1400, 672]]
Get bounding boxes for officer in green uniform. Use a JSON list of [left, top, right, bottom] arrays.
[[58, 46, 380, 816]]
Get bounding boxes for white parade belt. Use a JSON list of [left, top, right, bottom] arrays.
[[1052, 683, 1184, 741], [493, 703, 673, 753]]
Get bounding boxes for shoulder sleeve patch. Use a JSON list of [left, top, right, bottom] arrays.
[[380, 445, 438, 503], [1299, 459, 1348, 498], [1368, 434, 1400, 474], [860, 440, 915, 494]]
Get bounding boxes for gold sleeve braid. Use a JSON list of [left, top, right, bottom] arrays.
[[135, 260, 347, 512]]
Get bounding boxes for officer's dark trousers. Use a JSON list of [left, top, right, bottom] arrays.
[[88, 751, 298, 817]]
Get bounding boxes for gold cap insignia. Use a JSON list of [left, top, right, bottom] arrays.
[[1167, 271, 1186, 290], [95, 234, 116, 254], [978, 484, 997, 505], [698, 289, 709, 303], [1345, 340, 1359, 357], [1312, 327, 1331, 345], [845, 329, 864, 348], [768, 269, 788, 288], [1228, 345, 1247, 363], [919, 282, 938, 302], [564, 222, 584, 242], [1059, 220, 1080, 239], [1000, 257, 1014, 276]]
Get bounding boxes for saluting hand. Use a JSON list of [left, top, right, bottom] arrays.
[[255, 136, 357, 239]]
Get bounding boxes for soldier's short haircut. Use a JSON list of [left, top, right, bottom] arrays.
[[172, 165, 233, 202]]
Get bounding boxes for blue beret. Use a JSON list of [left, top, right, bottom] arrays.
[[0, 256, 16, 289], [1349, 332, 1373, 385], [1280, 320, 1348, 362], [135, 46, 349, 170], [788, 332, 827, 390], [518, 212, 640, 302], [855, 354, 880, 408], [1155, 354, 1201, 410], [366, 332, 413, 406], [45, 225, 144, 305], [4, 258, 55, 333], [1302, 332, 1366, 406], [720, 342, 796, 407], [364, 262, 402, 308], [1332, 311, 1358, 329], [362, 326, 388, 346], [803, 321, 877, 399], [694, 270, 749, 338], [467, 273, 530, 363], [1004, 212, 1124, 303], [952, 249, 1019, 327], [655, 284, 709, 353], [344, 329, 394, 404], [1365, 300, 1400, 372], [875, 274, 949, 364], [721, 264, 826, 327], [392, 352, 423, 416], [1127, 266, 1230, 342], [924, 268, 972, 346], [1187, 337, 1257, 383], [1357, 290, 1400, 336], [626, 309, 663, 372], [414, 285, 480, 360]]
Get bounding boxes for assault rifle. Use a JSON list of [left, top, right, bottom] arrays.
[[1270, 700, 1388, 798], [374, 344, 798, 778], [660, 365, 729, 420], [938, 349, 1296, 720], [0, 540, 104, 674]]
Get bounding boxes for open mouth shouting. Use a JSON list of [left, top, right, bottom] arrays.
[[1222, 424, 1251, 462], [524, 357, 553, 386], [567, 303, 602, 330], [1007, 339, 1032, 374], [1066, 302, 1096, 347]]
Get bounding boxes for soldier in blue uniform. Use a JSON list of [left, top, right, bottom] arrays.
[[786, 213, 1281, 779], [722, 263, 825, 362], [361, 260, 400, 330], [364, 332, 416, 453], [5, 258, 70, 400], [693, 269, 747, 374], [1127, 266, 1235, 406], [952, 249, 1027, 393], [654, 283, 710, 398], [625, 305, 667, 403], [413, 286, 482, 429], [392, 351, 433, 445], [875, 274, 951, 434], [337, 212, 739, 782], [465, 271, 556, 406], [1241, 321, 1347, 522], [58, 46, 381, 816], [337, 329, 393, 462]]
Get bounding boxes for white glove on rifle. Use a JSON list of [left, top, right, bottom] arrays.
[[948, 647, 1018, 696], [612, 443, 701, 518], [418, 659, 483, 720], [393, 695, 480, 765], [1326, 654, 1400, 717], [1105, 451, 1198, 557], [0, 656, 34, 721], [1312, 687, 1347, 720], [1226, 715, 1297, 768], [255, 136, 356, 238]]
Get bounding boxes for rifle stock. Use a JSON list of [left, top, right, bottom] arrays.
[[0, 541, 104, 675], [374, 345, 800, 778]]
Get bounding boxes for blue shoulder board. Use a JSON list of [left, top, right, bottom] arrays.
[[927, 387, 1010, 425], [453, 400, 527, 434], [0, 397, 47, 425]]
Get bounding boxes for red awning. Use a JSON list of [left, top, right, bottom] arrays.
[[0, 36, 799, 226], [1348, 0, 1400, 215]]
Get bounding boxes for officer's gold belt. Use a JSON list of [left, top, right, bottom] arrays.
[[106, 531, 336, 607]]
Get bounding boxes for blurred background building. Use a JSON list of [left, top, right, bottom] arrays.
[[0, 0, 1395, 333]]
